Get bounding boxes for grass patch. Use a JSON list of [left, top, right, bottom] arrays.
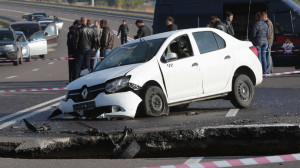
[[0, 19, 10, 28]]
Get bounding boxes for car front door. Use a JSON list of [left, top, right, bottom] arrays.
[[28, 31, 47, 56], [158, 34, 203, 102], [44, 22, 57, 47], [192, 31, 233, 94]]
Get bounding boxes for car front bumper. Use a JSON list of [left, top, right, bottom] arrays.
[[59, 91, 142, 119]]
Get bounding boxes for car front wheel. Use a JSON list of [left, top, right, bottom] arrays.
[[230, 74, 254, 108], [143, 86, 169, 117]]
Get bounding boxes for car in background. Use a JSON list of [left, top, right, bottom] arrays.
[[38, 17, 59, 35], [57, 28, 263, 119], [0, 28, 22, 66], [22, 12, 47, 21], [32, 12, 47, 17], [10, 21, 57, 52], [53, 17, 63, 30], [15, 31, 30, 61]]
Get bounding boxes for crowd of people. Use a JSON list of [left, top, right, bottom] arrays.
[[208, 11, 274, 75]]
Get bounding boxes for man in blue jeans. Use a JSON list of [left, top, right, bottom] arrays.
[[73, 16, 96, 80], [251, 12, 268, 74], [100, 19, 114, 58]]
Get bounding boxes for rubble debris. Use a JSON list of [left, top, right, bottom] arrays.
[[186, 111, 199, 116], [23, 119, 37, 132], [23, 119, 51, 132], [48, 109, 63, 119], [233, 119, 254, 125]]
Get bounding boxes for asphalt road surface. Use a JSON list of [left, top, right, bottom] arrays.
[[1, 2, 300, 168]]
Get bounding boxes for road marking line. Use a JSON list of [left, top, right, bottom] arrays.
[[226, 109, 239, 117], [0, 8, 26, 14], [5, 76, 17, 79], [0, 96, 64, 123], [48, 62, 55, 65], [0, 102, 59, 129], [32, 68, 39, 71], [184, 157, 204, 164]]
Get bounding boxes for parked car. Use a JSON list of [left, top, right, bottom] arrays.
[[15, 31, 30, 61], [54, 28, 263, 120], [0, 28, 22, 66], [10, 21, 56, 54], [38, 18, 59, 36], [22, 12, 47, 21]]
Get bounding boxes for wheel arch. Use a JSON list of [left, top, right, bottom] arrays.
[[139, 80, 165, 97], [233, 66, 256, 85]]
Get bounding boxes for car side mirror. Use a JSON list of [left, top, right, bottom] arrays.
[[165, 52, 178, 61], [44, 32, 48, 36]]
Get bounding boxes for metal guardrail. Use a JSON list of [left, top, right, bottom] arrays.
[[0, 0, 154, 21]]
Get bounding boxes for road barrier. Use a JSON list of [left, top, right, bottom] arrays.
[[263, 71, 300, 77], [146, 153, 300, 168]]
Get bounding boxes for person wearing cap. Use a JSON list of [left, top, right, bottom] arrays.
[[67, 19, 81, 82]]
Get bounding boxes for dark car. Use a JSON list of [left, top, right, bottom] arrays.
[[22, 12, 47, 21], [0, 28, 22, 66]]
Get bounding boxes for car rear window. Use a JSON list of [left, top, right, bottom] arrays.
[[0, 31, 14, 42]]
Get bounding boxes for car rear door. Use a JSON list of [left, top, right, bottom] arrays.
[[28, 31, 47, 56], [192, 31, 233, 94], [44, 22, 57, 47], [158, 34, 203, 102]]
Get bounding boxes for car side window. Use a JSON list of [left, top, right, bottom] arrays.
[[164, 34, 194, 60], [30, 31, 45, 41], [192, 31, 219, 54], [213, 33, 226, 49]]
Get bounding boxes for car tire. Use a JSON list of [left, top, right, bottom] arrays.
[[143, 86, 169, 117], [39, 55, 45, 58], [230, 74, 254, 108]]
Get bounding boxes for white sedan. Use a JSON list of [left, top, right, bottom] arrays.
[[55, 28, 262, 120]]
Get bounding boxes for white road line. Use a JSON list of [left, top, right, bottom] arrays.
[[0, 8, 27, 14], [0, 96, 64, 123], [5, 76, 17, 79], [32, 68, 39, 72], [0, 102, 59, 129], [184, 157, 204, 164], [226, 109, 239, 117], [48, 62, 55, 65]]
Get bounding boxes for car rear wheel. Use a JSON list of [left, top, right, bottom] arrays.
[[143, 86, 169, 117], [230, 74, 254, 108]]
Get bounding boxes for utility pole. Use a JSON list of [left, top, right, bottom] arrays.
[[91, 0, 94, 7]]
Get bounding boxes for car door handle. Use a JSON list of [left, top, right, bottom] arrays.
[[224, 55, 231, 60], [192, 63, 198, 67]]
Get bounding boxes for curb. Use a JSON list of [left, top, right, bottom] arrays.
[[0, 123, 299, 158]]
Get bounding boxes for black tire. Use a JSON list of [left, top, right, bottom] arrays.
[[143, 86, 169, 117], [39, 55, 45, 58], [230, 74, 254, 108]]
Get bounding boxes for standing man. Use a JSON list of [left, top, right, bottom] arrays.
[[165, 16, 178, 31], [134, 19, 151, 39], [209, 16, 227, 32], [224, 11, 235, 36], [264, 13, 274, 74], [91, 20, 102, 70], [73, 16, 96, 80], [67, 20, 81, 83], [251, 12, 268, 74], [117, 20, 129, 45], [100, 19, 114, 57]]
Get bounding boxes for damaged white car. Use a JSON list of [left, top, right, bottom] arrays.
[[51, 28, 262, 119]]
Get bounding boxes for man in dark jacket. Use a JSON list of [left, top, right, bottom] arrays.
[[165, 16, 178, 31], [73, 16, 96, 80], [117, 20, 129, 44], [100, 19, 114, 57], [134, 19, 151, 39], [224, 11, 235, 36], [67, 20, 81, 82], [252, 12, 268, 74], [209, 16, 227, 32]]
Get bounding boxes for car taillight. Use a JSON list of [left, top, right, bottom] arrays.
[[249, 46, 258, 57]]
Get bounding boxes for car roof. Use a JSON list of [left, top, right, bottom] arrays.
[[128, 27, 223, 43]]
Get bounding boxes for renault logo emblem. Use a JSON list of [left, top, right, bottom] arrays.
[[81, 88, 88, 100]]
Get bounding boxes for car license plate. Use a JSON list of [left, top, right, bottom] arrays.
[[73, 101, 95, 111]]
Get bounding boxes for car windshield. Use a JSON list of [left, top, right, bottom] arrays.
[[16, 33, 26, 42], [0, 31, 14, 42], [10, 24, 40, 38], [93, 38, 166, 71], [29, 31, 45, 41]]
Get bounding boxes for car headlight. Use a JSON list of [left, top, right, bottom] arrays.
[[105, 76, 130, 93], [5, 44, 15, 51]]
